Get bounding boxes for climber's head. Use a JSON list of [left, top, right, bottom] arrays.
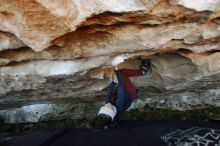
[[91, 103, 117, 128], [98, 103, 117, 121]]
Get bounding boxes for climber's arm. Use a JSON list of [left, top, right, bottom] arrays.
[[122, 69, 143, 77], [105, 82, 116, 104]]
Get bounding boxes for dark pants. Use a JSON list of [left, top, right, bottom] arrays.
[[105, 70, 132, 124]]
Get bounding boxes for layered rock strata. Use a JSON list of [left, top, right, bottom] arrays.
[[0, 0, 220, 123]]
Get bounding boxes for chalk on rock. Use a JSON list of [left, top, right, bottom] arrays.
[[111, 54, 129, 66]]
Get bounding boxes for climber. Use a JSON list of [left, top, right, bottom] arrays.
[[91, 59, 151, 128]]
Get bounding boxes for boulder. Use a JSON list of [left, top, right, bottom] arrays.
[[0, 0, 220, 123]]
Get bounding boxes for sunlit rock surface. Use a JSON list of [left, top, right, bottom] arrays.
[[0, 0, 220, 123]]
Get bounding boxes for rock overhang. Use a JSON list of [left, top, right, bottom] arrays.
[[0, 0, 220, 123]]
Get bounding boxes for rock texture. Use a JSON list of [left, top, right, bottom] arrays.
[[0, 0, 220, 123]]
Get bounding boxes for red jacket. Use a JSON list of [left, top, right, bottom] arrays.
[[121, 69, 143, 100]]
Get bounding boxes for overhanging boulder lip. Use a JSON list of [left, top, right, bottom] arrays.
[[1, 0, 220, 51], [0, 0, 151, 52], [173, 0, 220, 11]]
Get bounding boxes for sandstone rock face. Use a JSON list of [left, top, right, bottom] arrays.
[[0, 0, 220, 123]]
